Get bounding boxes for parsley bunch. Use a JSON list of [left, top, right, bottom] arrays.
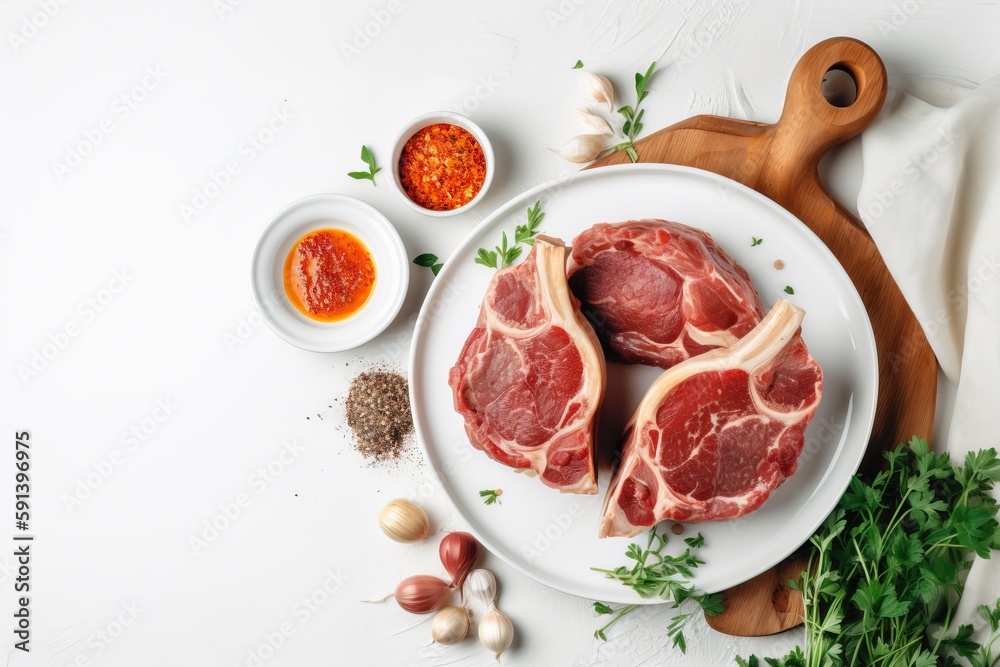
[[740, 438, 1000, 667], [592, 529, 723, 652]]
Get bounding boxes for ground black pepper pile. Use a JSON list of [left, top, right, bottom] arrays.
[[346, 371, 413, 463]]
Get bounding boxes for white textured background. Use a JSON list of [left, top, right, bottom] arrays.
[[2, 1, 999, 665]]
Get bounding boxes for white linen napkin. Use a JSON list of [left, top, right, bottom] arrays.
[[857, 75, 1000, 646]]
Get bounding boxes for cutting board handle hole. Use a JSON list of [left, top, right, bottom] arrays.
[[822, 66, 858, 108]]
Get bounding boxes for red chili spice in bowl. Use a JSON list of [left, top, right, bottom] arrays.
[[398, 123, 487, 211]]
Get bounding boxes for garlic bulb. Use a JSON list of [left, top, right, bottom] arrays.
[[575, 107, 613, 135], [431, 606, 469, 645], [465, 568, 497, 607], [377, 499, 430, 543], [478, 606, 514, 661], [580, 72, 615, 113], [552, 135, 606, 164]]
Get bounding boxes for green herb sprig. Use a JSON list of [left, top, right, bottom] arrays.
[[413, 253, 443, 276], [752, 236, 763, 247], [479, 488, 502, 505], [573, 59, 584, 69], [347, 145, 381, 186], [735, 648, 806, 667], [739, 438, 1000, 667], [609, 62, 656, 163], [475, 201, 544, 270], [591, 528, 723, 652]]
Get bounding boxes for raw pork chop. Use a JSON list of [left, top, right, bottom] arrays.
[[568, 220, 765, 369], [449, 235, 605, 494], [599, 299, 822, 538]]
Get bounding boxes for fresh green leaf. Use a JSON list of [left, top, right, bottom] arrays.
[[666, 613, 690, 653], [611, 61, 656, 163], [980, 601, 1000, 633], [697, 592, 725, 617], [593, 601, 613, 615], [737, 652, 808, 667], [414, 254, 445, 277], [476, 201, 544, 271], [684, 532, 705, 549], [783, 285, 794, 294], [591, 603, 637, 641], [573, 59, 584, 69], [360, 145, 375, 169], [413, 253, 438, 267], [348, 145, 381, 186], [475, 247, 498, 269], [940, 624, 978, 658], [752, 236, 763, 246]]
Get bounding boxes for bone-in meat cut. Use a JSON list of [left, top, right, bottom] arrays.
[[599, 299, 823, 537], [449, 236, 606, 494]]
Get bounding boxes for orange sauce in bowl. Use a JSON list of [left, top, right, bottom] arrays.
[[283, 228, 376, 322]]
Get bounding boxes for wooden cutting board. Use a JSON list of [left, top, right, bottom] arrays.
[[589, 37, 938, 636]]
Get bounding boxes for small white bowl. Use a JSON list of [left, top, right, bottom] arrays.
[[250, 194, 409, 352], [390, 111, 495, 217]]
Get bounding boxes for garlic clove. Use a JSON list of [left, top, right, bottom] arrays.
[[478, 606, 514, 661], [464, 568, 498, 607], [580, 72, 615, 113], [551, 135, 606, 164], [439, 532, 480, 595], [377, 498, 430, 543], [431, 605, 470, 645], [575, 107, 613, 135], [362, 574, 451, 614]]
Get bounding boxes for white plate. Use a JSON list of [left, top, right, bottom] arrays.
[[409, 164, 877, 603], [250, 193, 408, 353]]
